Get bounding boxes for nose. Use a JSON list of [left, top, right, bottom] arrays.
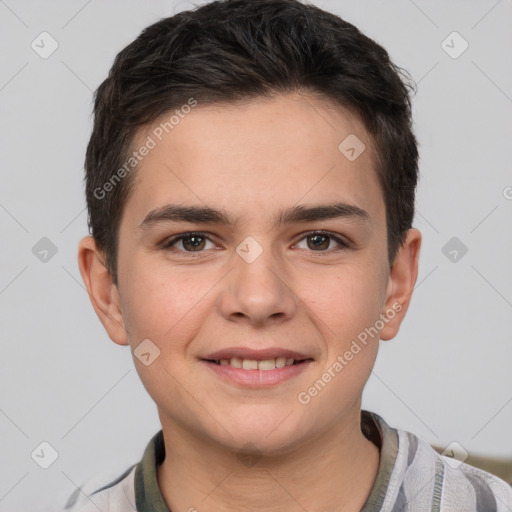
[[217, 242, 297, 327]]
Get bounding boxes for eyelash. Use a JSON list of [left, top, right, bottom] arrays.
[[160, 231, 351, 256]]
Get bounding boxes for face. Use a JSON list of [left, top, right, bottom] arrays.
[[80, 92, 419, 455]]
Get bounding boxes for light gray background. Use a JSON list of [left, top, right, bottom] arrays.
[[1, 0, 511, 510]]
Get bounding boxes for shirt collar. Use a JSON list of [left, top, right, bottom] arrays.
[[360, 410, 399, 511], [134, 426, 169, 512]]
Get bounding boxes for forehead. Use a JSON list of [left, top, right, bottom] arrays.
[[123, 92, 384, 229]]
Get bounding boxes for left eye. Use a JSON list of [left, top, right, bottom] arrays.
[[295, 232, 349, 252]]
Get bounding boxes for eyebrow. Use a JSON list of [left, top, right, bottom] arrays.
[[139, 202, 371, 230]]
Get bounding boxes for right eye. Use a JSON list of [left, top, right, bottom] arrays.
[[161, 232, 216, 254]]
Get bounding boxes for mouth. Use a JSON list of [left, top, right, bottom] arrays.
[[199, 347, 315, 387], [202, 357, 312, 370], [200, 351, 314, 388]]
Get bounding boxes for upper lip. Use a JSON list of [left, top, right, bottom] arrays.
[[202, 347, 313, 361]]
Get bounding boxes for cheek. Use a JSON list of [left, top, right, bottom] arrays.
[[121, 260, 217, 347], [119, 267, 209, 401], [297, 268, 383, 406], [305, 264, 386, 333]]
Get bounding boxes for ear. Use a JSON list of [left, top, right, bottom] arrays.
[[77, 235, 128, 346], [380, 228, 422, 341]]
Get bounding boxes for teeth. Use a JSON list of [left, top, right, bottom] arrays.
[[230, 357, 243, 368], [215, 357, 299, 370], [275, 357, 286, 368], [258, 359, 276, 370], [243, 359, 258, 370]]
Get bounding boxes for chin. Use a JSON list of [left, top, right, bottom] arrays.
[[213, 416, 309, 458]]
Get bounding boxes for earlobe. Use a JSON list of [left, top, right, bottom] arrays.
[[380, 228, 422, 341], [77, 236, 129, 346]]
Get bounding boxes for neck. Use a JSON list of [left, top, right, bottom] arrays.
[[156, 409, 380, 512]]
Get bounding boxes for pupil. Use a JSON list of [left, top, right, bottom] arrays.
[[185, 235, 204, 250], [309, 234, 328, 250]]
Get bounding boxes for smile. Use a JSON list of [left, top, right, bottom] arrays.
[[201, 358, 314, 388], [205, 356, 307, 370]]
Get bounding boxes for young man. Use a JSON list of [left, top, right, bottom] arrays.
[[72, 0, 512, 510]]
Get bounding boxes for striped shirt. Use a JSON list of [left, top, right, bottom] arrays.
[[64, 410, 512, 511]]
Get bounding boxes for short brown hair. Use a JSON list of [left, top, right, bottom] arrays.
[[85, 0, 419, 285]]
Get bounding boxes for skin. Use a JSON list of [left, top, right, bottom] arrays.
[[78, 92, 421, 512]]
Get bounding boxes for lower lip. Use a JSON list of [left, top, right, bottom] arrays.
[[201, 360, 313, 388]]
